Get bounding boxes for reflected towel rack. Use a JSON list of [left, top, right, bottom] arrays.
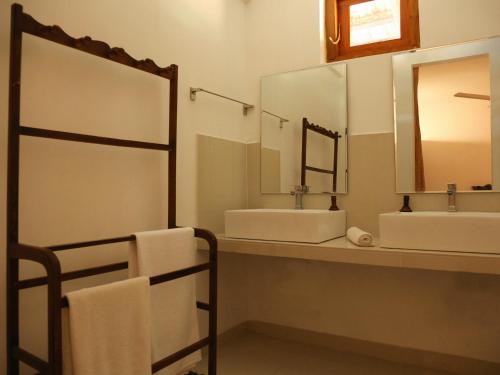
[[454, 92, 491, 101], [262, 110, 289, 128], [190, 87, 254, 115], [301, 118, 342, 211]]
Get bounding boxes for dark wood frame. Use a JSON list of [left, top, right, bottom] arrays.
[[301, 118, 341, 210], [6, 4, 217, 375], [326, 0, 420, 62]]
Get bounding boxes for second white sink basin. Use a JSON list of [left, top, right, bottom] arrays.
[[379, 211, 500, 254], [225, 209, 346, 243]]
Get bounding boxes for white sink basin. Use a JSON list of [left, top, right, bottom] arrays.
[[379, 211, 500, 254], [225, 209, 346, 243]]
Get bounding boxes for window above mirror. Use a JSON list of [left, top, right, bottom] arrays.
[[349, 0, 401, 46], [325, 0, 420, 61]]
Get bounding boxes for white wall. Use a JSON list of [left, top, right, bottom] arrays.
[[242, 0, 500, 364], [245, 0, 500, 138], [2, 0, 500, 372], [0, 1, 250, 373], [244, 0, 324, 141]]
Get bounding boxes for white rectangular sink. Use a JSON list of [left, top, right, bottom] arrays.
[[225, 209, 346, 243], [379, 211, 500, 254]]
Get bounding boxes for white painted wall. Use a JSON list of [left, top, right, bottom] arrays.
[[0, 1, 250, 373], [2, 0, 500, 372], [243, 0, 324, 142], [242, 0, 500, 364], [244, 0, 500, 138]]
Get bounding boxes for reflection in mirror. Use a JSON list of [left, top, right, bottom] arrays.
[[414, 56, 491, 191], [260, 64, 348, 194], [393, 36, 500, 192]]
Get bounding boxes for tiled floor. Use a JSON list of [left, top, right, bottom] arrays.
[[193, 331, 452, 375]]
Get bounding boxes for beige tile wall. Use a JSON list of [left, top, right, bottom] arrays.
[[198, 132, 500, 364], [196, 134, 249, 334], [244, 254, 500, 364], [260, 148, 281, 192], [197, 134, 248, 233], [249, 133, 500, 235]]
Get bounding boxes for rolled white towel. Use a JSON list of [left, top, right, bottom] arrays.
[[347, 226, 373, 247]]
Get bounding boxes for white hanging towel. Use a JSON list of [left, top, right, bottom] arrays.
[[62, 277, 152, 375], [129, 227, 202, 375]]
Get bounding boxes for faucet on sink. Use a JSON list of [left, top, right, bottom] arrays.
[[447, 183, 457, 212], [290, 185, 309, 210]]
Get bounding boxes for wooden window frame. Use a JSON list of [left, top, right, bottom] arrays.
[[325, 0, 420, 62]]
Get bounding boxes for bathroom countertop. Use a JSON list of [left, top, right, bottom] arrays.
[[198, 235, 500, 276]]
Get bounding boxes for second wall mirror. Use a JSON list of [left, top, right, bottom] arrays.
[[260, 64, 348, 194], [393, 36, 500, 193]]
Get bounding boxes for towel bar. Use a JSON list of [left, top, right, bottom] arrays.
[[6, 4, 218, 374]]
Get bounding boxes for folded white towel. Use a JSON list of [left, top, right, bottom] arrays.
[[347, 226, 373, 247], [129, 228, 201, 375], [62, 277, 152, 375]]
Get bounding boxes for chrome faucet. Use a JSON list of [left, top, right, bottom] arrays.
[[290, 185, 309, 209], [447, 183, 457, 212]]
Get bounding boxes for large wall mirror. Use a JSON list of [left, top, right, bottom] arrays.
[[260, 64, 348, 194], [393, 36, 500, 192]]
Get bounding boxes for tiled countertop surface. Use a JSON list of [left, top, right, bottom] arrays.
[[198, 235, 500, 275]]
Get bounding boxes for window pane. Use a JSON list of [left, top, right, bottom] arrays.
[[349, 0, 401, 47]]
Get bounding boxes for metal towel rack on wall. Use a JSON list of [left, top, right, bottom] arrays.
[[190, 87, 254, 115], [6, 4, 217, 375], [261, 110, 289, 128]]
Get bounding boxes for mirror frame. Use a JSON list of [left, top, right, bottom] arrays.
[[392, 36, 500, 193]]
